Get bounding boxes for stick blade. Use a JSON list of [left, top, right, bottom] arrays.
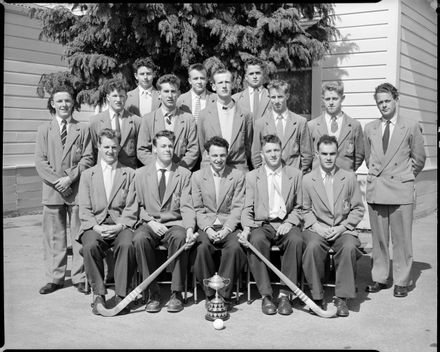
[[308, 304, 338, 318], [95, 302, 121, 317]]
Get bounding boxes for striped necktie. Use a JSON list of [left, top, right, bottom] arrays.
[[114, 112, 121, 134], [194, 94, 201, 123], [253, 88, 260, 119], [60, 119, 67, 147]]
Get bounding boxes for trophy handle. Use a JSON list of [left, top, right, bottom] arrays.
[[223, 278, 231, 286], [202, 279, 210, 287]]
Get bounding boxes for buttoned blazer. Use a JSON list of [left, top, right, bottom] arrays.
[[89, 109, 141, 169], [308, 112, 365, 171], [176, 90, 216, 114], [302, 167, 364, 235], [136, 107, 199, 170], [125, 87, 161, 117], [232, 87, 271, 121], [134, 162, 195, 229], [363, 115, 426, 204], [241, 165, 303, 228], [251, 109, 313, 171], [191, 165, 245, 232], [77, 162, 138, 239], [197, 103, 253, 171], [35, 117, 94, 205]]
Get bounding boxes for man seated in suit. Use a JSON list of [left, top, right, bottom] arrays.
[[89, 78, 141, 169], [232, 58, 271, 121], [136, 74, 199, 170], [302, 135, 365, 317], [238, 134, 304, 316], [307, 81, 365, 172], [191, 136, 247, 310], [78, 128, 138, 315], [251, 79, 313, 173], [133, 130, 198, 313], [125, 57, 161, 117], [198, 67, 253, 172]]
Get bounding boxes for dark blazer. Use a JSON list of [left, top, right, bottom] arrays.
[[125, 87, 161, 117]]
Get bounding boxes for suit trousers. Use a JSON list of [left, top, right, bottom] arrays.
[[368, 203, 414, 286], [133, 223, 188, 294], [192, 229, 246, 299], [302, 230, 362, 300], [42, 204, 84, 285], [81, 228, 136, 296], [248, 223, 304, 297]]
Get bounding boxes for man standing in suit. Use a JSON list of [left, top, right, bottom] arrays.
[[251, 79, 313, 172], [308, 81, 365, 171], [78, 129, 138, 315], [198, 68, 253, 172], [238, 134, 304, 316], [191, 136, 247, 309], [232, 58, 271, 121], [133, 130, 198, 313], [125, 57, 161, 117], [302, 135, 365, 317], [89, 78, 141, 169], [136, 74, 199, 170], [364, 83, 426, 298], [35, 85, 94, 295]]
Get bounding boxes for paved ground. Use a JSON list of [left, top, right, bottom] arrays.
[[2, 211, 437, 350]]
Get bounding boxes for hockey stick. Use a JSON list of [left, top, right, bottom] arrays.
[[240, 236, 337, 318]]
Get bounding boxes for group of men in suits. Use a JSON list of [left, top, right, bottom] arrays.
[[35, 55, 426, 318]]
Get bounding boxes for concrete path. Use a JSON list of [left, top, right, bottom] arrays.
[[2, 211, 437, 350]]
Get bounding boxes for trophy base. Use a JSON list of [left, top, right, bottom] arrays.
[[205, 312, 230, 321]]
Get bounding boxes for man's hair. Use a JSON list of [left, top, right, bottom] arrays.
[[104, 78, 128, 95], [244, 57, 266, 72], [322, 81, 344, 96], [156, 74, 180, 90], [47, 85, 77, 115], [204, 136, 229, 153], [374, 82, 399, 100], [133, 57, 156, 73], [188, 63, 207, 75], [317, 134, 339, 150], [153, 130, 176, 146], [211, 68, 232, 83], [98, 128, 121, 145], [261, 134, 282, 148], [267, 79, 290, 95]]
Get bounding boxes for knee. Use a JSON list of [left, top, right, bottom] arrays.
[[304, 239, 322, 254], [132, 231, 150, 249], [81, 240, 100, 255], [286, 230, 304, 247], [249, 229, 266, 245], [168, 226, 186, 243]]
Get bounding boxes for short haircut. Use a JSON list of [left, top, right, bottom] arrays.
[[322, 81, 344, 96], [47, 85, 77, 115], [374, 82, 399, 100], [267, 79, 290, 95], [188, 63, 207, 75], [211, 68, 231, 83], [317, 134, 338, 151], [244, 57, 266, 72], [261, 134, 282, 148], [204, 136, 229, 153], [98, 128, 121, 145], [153, 130, 176, 146], [133, 57, 156, 73], [156, 74, 180, 90], [104, 78, 128, 95]]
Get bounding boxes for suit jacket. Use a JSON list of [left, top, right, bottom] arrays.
[[308, 112, 365, 171], [89, 109, 141, 169], [176, 90, 216, 115], [35, 117, 94, 205], [136, 107, 199, 170], [364, 115, 426, 204], [77, 162, 138, 239], [125, 87, 161, 117], [241, 165, 303, 228], [198, 103, 253, 171], [232, 87, 271, 121], [191, 165, 245, 232], [302, 167, 364, 236], [135, 162, 195, 229], [251, 109, 313, 171]]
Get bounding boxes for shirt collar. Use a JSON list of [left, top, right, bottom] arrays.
[[155, 161, 172, 172], [325, 111, 343, 121], [381, 114, 397, 126], [210, 166, 225, 178], [251, 86, 262, 94], [161, 107, 176, 117], [265, 164, 283, 177], [55, 115, 71, 127], [108, 107, 123, 120], [320, 166, 335, 179], [139, 86, 153, 95], [191, 90, 206, 100], [272, 110, 288, 120], [216, 100, 234, 111], [100, 158, 117, 171]]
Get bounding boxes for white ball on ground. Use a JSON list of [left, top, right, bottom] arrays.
[[213, 318, 224, 330]]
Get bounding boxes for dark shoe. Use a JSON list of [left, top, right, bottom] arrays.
[[145, 292, 161, 313], [365, 282, 387, 293], [167, 292, 184, 313], [309, 299, 326, 315], [277, 296, 293, 315], [39, 283, 63, 295], [335, 297, 349, 317], [92, 295, 106, 315], [261, 295, 277, 315], [393, 285, 408, 298], [115, 295, 130, 315], [74, 282, 91, 295]]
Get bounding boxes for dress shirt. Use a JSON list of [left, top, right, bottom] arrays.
[[101, 159, 117, 202], [381, 114, 397, 139], [324, 111, 343, 140], [162, 107, 177, 132], [265, 165, 286, 220], [155, 161, 172, 186], [320, 167, 335, 213], [191, 90, 207, 113], [55, 116, 71, 134], [216, 101, 235, 146], [272, 110, 287, 133], [211, 166, 224, 227], [139, 86, 153, 116], [248, 87, 263, 114], [108, 107, 124, 133]]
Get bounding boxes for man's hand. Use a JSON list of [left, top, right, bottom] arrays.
[[185, 228, 198, 249], [311, 223, 329, 239], [54, 176, 72, 193], [276, 222, 293, 237], [61, 187, 73, 197], [148, 220, 168, 237], [326, 225, 346, 241], [213, 228, 229, 243], [206, 227, 218, 242], [102, 224, 124, 236], [93, 224, 116, 239], [237, 228, 250, 247]]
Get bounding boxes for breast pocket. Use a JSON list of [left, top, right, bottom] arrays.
[[71, 142, 83, 164], [344, 139, 355, 156]]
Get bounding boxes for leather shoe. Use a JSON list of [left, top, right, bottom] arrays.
[[167, 292, 184, 313], [115, 295, 130, 315], [393, 285, 408, 298], [74, 282, 91, 295], [145, 292, 161, 313], [335, 297, 349, 317], [309, 299, 325, 315], [365, 282, 387, 293], [277, 296, 293, 315], [261, 295, 277, 315], [92, 295, 106, 315], [39, 283, 63, 295]]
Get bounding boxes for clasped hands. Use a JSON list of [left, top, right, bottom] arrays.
[[93, 223, 124, 239], [237, 223, 294, 247], [148, 220, 198, 249], [312, 223, 345, 241], [54, 176, 73, 197], [206, 227, 229, 244]]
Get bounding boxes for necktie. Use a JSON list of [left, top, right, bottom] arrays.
[[60, 119, 67, 147], [103, 165, 113, 202], [114, 113, 121, 134], [253, 88, 260, 119], [194, 95, 201, 123], [276, 115, 284, 139], [270, 172, 286, 219], [165, 113, 172, 126], [324, 172, 334, 213], [213, 172, 221, 207], [158, 169, 167, 203], [330, 116, 338, 133], [382, 120, 391, 154]]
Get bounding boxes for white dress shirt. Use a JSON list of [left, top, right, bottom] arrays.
[[156, 161, 172, 186], [211, 166, 224, 226], [191, 90, 207, 112], [216, 101, 235, 146], [101, 159, 117, 202], [265, 165, 286, 220], [55, 116, 71, 134], [272, 110, 287, 133], [324, 111, 343, 140], [108, 107, 124, 132], [139, 86, 153, 116], [248, 87, 263, 113], [161, 107, 177, 132]]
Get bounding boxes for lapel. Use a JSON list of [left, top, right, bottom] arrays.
[[173, 108, 186, 141], [281, 165, 293, 203], [258, 88, 270, 113], [229, 108, 244, 148], [311, 168, 332, 213], [216, 166, 234, 210], [379, 117, 407, 173], [264, 114, 277, 135], [370, 119, 385, 159], [152, 89, 161, 110], [120, 110, 134, 146], [207, 105, 223, 138], [316, 113, 329, 136], [91, 165, 108, 207], [62, 118, 80, 161], [283, 111, 298, 146], [153, 109, 166, 133], [256, 167, 269, 213], [49, 119, 63, 152], [239, 89, 250, 109], [107, 163, 126, 205], [161, 163, 180, 208], [130, 87, 140, 109], [201, 167, 217, 209], [338, 113, 352, 145], [332, 167, 345, 204], [145, 163, 161, 205], [101, 111, 113, 130]]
